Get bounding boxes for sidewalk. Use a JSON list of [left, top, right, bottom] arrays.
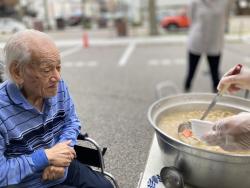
[[0, 32, 250, 49], [0, 16, 250, 47], [45, 15, 250, 39], [229, 16, 250, 35]]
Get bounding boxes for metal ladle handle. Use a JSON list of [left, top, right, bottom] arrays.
[[200, 64, 243, 120]]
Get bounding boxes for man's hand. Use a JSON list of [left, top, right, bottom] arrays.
[[42, 166, 65, 181], [45, 140, 76, 167]]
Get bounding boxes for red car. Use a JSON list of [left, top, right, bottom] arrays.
[[160, 12, 190, 31]]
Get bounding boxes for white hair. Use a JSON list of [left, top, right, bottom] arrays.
[[3, 29, 53, 81]]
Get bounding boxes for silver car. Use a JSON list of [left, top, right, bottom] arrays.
[[0, 18, 26, 34]]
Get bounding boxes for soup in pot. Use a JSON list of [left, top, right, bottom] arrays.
[[158, 109, 250, 154]]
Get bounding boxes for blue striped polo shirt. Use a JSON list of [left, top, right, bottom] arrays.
[[0, 80, 81, 188]]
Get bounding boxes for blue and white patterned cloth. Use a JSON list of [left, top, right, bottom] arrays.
[[147, 174, 162, 188]]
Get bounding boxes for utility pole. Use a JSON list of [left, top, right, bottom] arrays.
[[17, 0, 24, 21], [43, 0, 51, 30], [148, 0, 158, 35], [81, 0, 85, 28], [225, 0, 236, 33]]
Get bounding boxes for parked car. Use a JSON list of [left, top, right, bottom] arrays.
[[160, 11, 190, 31], [67, 12, 91, 27], [67, 14, 82, 26], [0, 18, 26, 34]]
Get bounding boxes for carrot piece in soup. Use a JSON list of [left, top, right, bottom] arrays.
[[182, 129, 193, 137]]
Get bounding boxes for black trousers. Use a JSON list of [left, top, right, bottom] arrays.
[[184, 51, 221, 92], [52, 160, 113, 188]]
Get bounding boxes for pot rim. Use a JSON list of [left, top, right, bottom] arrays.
[[148, 92, 250, 159]]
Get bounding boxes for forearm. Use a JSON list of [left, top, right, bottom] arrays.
[[59, 81, 81, 145], [59, 104, 81, 146], [0, 150, 48, 186], [59, 120, 81, 146]]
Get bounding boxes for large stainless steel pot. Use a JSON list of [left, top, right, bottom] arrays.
[[148, 93, 250, 188]]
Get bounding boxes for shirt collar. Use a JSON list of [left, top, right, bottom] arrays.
[[6, 81, 52, 111]]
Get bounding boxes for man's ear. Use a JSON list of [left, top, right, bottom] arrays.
[[9, 61, 24, 85]]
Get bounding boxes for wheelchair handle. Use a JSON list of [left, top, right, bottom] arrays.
[[77, 133, 89, 140]]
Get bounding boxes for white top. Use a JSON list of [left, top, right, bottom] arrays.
[[187, 0, 229, 55]]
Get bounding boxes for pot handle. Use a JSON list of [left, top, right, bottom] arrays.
[[155, 81, 179, 99], [160, 166, 184, 188]]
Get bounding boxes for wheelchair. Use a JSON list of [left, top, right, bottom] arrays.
[[74, 133, 119, 188]]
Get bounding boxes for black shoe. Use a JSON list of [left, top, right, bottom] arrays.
[[184, 86, 191, 93], [213, 87, 218, 93], [184, 81, 191, 93]]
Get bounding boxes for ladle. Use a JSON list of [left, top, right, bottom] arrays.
[[178, 64, 243, 137]]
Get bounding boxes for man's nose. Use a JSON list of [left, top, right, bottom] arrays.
[[51, 69, 61, 81]]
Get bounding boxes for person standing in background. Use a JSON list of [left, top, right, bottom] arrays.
[[184, 0, 230, 93]]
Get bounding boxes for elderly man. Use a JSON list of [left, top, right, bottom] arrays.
[[0, 30, 113, 188]]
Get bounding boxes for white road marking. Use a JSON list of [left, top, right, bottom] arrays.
[[148, 59, 159, 66], [118, 42, 136, 66], [60, 45, 82, 58], [62, 61, 98, 68], [161, 59, 171, 66], [75, 61, 84, 67], [87, 61, 98, 67], [148, 58, 185, 66], [173, 58, 185, 65], [63, 62, 74, 67]]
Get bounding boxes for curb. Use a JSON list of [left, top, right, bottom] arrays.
[[0, 34, 250, 48]]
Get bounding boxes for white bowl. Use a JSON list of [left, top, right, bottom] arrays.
[[190, 119, 214, 140]]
